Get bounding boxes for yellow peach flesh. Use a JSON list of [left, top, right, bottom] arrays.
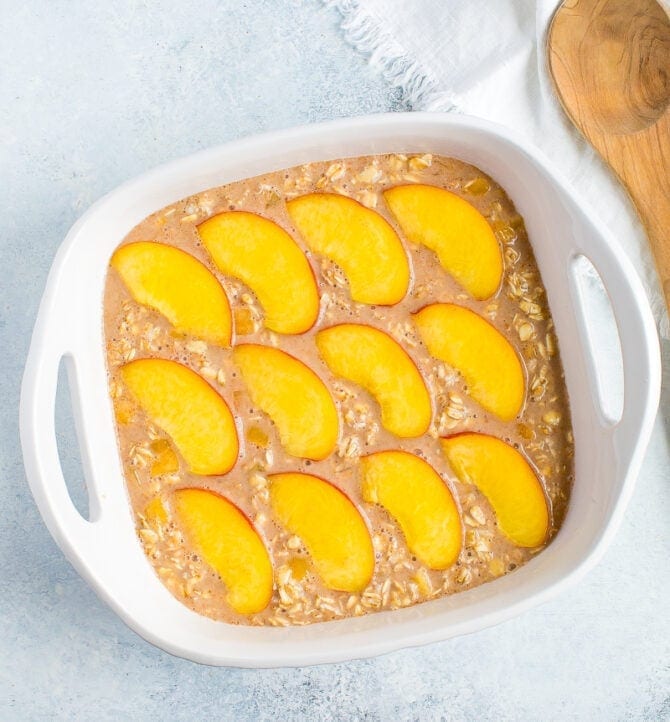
[[413, 303, 525, 421], [233, 344, 339, 460], [197, 211, 319, 334], [269, 472, 374, 592], [441, 433, 549, 547], [144, 495, 168, 526], [361, 451, 462, 569], [173, 488, 273, 614], [111, 241, 232, 346], [121, 359, 238, 475], [286, 192, 409, 305], [384, 184, 502, 299], [316, 324, 431, 438]]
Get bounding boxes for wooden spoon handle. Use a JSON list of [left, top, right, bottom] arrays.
[[547, 0, 670, 311], [598, 111, 670, 308]]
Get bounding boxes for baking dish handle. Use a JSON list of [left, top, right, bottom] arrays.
[[571, 237, 661, 478], [20, 282, 102, 571]]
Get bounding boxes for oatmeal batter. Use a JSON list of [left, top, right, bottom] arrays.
[[104, 153, 574, 626]]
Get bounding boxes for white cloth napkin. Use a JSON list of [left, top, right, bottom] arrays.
[[327, 0, 668, 337]]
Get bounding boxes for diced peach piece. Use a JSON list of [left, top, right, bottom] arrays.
[[441, 433, 549, 547], [144, 495, 168, 526], [316, 324, 431, 438], [246, 426, 269, 448], [269, 473, 374, 592], [173, 488, 272, 614], [233, 345, 338, 460], [360, 451, 462, 569], [413, 303, 524, 421], [288, 557, 308, 581], [149, 439, 179, 476], [384, 184, 502, 299], [233, 307, 257, 336], [111, 241, 232, 346], [151, 449, 179, 476], [114, 397, 135, 425], [121, 359, 238, 475], [197, 211, 319, 334], [286, 193, 409, 305]]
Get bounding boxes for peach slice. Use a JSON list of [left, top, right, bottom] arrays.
[[316, 324, 431, 438], [111, 241, 232, 346], [360, 451, 462, 569], [173, 488, 272, 614], [413, 303, 524, 421], [441, 433, 549, 547], [269, 472, 374, 592], [384, 184, 502, 299], [121, 359, 238, 475], [197, 211, 319, 334], [233, 344, 339, 460], [286, 193, 409, 305]]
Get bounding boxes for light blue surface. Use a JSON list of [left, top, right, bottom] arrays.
[[2, 2, 669, 719]]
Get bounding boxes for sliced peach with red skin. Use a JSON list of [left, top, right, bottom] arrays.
[[197, 211, 319, 334], [413, 303, 524, 421], [173, 488, 273, 614], [286, 192, 410, 305], [111, 241, 232, 346], [384, 184, 503, 299], [121, 359, 238, 475], [316, 324, 431, 438], [269, 472, 374, 592], [361, 451, 462, 569], [233, 344, 339, 460], [361, 451, 463, 569], [441, 433, 549, 547]]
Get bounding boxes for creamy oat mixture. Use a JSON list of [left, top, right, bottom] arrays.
[[104, 153, 574, 626]]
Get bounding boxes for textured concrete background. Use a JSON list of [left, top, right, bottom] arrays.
[[2, 1, 669, 719]]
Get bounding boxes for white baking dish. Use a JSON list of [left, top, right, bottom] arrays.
[[20, 113, 661, 667]]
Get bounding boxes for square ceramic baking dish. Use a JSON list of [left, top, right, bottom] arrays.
[[20, 113, 661, 667]]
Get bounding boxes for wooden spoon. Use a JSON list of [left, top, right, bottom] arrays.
[[548, 0, 670, 308]]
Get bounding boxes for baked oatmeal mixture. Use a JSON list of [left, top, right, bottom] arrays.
[[104, 153, 574, 626]]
